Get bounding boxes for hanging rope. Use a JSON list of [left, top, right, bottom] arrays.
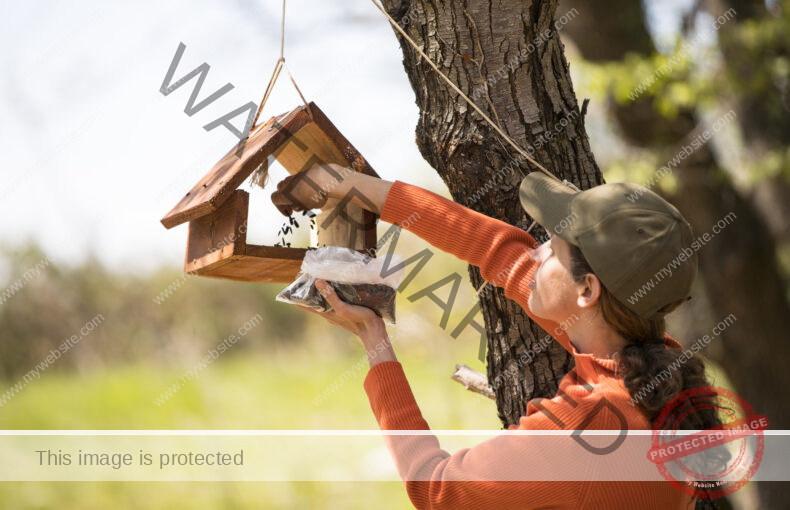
[[370, 0, 581, 297], [247, 0, 313, 191], [250, 0, 567, 298], [370, 0, 561, 181], [250, 0, 311, 133]]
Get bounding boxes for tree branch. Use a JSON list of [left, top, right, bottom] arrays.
[[451, 364, 495, 400]]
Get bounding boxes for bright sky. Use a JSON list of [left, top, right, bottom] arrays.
[[0, 0, 450, 274], [0, 0, 690, 274]]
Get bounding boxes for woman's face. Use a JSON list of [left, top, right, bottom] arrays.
[[527, 234, 585, 323]]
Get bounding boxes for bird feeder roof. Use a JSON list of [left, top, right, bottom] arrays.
[[160, 102, 378, 229]]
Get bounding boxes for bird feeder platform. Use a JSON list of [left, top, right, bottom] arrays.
[[160, 102, 379, 283]]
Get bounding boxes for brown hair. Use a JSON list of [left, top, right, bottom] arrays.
[[568, 244, 730, 508]]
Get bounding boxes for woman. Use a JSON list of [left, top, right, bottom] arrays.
[[272, 165, 726, 509]]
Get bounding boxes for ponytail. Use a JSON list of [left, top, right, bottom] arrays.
[[568, 244, 729, 509]]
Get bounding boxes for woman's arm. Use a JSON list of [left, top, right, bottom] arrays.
[[298, 280, 581, 509], [272, 165, 575, 354], [271, 165, 393, 217], [274, 165, 538, 301], [364, 361, 585, 510]]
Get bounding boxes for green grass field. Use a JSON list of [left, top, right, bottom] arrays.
[[0, 338, 500, 509]]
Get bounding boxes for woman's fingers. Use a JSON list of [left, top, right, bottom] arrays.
[[316, 280, 363, 321], [317, 280, 347, 311], [271, 175, 309, 217], [276, 175, 289, 192], [317, 280, 380, 324], [271, 191, 294, 217], [276, 174, 299, 193], [271, 169, 337, 217], [295, 302, 354, 331], [296, 303, 338, 321], [292, 280, 386, 339], [295, 304, 319, 314]]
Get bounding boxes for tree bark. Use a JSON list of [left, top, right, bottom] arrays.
[[379, 0, 603, 426]]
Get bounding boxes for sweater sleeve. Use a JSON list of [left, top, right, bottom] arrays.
[[364, 361, 583, 509], [380, 180, 574, 353]]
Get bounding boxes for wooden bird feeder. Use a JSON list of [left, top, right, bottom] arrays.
[[160, 102, 379, 283]]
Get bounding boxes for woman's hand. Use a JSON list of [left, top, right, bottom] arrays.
[[295, 280, 397, 367], [270, 163, 344, 216], [270, 163, 394, 218]]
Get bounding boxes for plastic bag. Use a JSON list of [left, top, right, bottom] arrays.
[[276, 246, 405, 325]]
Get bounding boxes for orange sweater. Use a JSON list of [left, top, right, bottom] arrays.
[[363, 181, 690, 509]]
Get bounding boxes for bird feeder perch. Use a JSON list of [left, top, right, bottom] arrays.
[[160, 102, 379, 283]]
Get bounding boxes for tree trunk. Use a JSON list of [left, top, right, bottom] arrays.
[[379, 0, 603, 426]]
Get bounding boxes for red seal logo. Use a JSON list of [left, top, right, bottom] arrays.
[[647, 386, 767, 500]]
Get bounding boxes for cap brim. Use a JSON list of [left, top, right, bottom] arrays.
[[519, 173, 579, 244]]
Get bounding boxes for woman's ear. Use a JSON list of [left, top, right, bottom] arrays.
[[576, 273, 602, 310]]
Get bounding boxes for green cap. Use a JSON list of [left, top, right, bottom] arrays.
[[518, 173, 697, 319]]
